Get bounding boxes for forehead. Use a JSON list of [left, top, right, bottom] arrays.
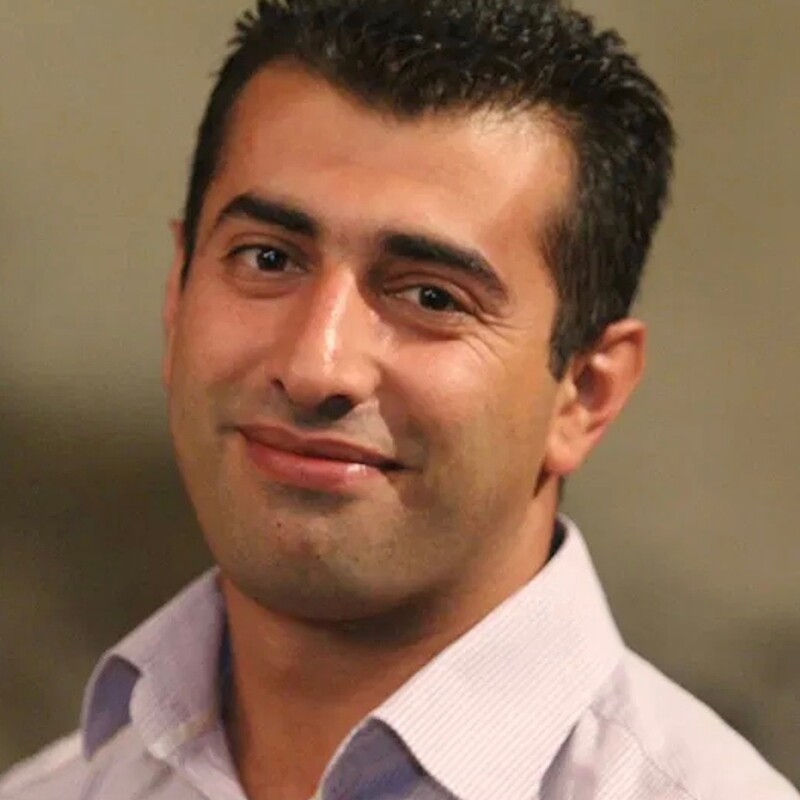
[[205, 63, 574, 260]]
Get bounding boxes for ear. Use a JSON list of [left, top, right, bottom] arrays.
[[544, 318, 646, 477], [162, 219, 186, 390]]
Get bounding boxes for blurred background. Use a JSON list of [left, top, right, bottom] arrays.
[[1, 0, 798, 786]]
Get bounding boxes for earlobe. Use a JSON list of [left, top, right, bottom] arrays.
[[543, 364, 591, 478], [544, 319, 646, 477]]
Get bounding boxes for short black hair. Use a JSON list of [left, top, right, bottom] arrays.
[[182, 0, 675, 377]]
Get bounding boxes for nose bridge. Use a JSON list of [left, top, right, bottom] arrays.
[[308, 269, 357, 375], [274, 267, 378, 408]]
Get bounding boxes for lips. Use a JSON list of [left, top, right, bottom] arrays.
[[237, 423, 403, 493], [238, 424, 401, 468]]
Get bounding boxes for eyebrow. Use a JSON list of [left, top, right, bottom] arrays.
[[212, 191, 509, 302], [214, 193, 318, 237], [382, 232, 509, 303]]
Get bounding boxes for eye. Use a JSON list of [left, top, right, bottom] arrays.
[[228, 244, 295, 274], [394, 285, 467, 314]]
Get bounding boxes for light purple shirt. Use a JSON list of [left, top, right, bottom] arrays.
[[1, 517, 796, 799]]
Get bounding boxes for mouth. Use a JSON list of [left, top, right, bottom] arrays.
[[237, 424, 404, 493]]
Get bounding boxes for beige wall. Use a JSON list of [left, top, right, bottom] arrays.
[[1, 0, 798, 785]]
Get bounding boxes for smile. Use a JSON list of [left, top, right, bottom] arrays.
[[237, 424, 403, 494]]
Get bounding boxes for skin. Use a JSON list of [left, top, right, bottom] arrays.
[[162, 62, 645, 800]]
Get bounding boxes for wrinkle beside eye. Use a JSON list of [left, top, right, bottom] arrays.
[[460, 314, 537, 366]]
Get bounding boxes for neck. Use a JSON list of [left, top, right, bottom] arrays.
[[220, 498, 559, 800]]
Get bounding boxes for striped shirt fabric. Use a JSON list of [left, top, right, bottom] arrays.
[[1, 516, 796, 799]]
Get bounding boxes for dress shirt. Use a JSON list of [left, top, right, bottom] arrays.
[[1, 516, 796, 800]]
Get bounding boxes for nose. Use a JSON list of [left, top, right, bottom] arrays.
[[268, 269, 381, 418]]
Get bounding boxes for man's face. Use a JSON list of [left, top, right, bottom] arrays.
[[164, 63, 575, 622]]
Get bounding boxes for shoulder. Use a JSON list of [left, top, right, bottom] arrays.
[[0, 732, 85, 799], [548, 651, 798, 799], [0, 726, 176, 800]]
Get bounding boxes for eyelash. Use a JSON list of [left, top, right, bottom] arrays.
[[225, 244, 474, 317], [227, 243, 301, 274]]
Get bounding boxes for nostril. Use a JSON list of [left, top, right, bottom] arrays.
[[318, 394, 354, 421], [272, 379, 355, 423]]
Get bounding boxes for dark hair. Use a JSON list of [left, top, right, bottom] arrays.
[[182, 0, 675, 377]]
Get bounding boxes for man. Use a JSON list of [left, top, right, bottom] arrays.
[[1, 0, 796, 798]]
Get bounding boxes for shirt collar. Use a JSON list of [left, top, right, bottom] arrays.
[[370, 515, 624, 800], [80, 515, 623, 800], [80, 569, 225, 760]]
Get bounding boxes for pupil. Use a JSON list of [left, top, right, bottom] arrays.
[[256, 249, 285, 271], [421, 287, 452, 311]]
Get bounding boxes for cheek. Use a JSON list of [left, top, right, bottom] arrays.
[[166, 287, 280, 459], [393, 343, 489, 433], [419, 355, 481, 422], [172, 285, 273, 390], [394, 335, 553, 457]]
